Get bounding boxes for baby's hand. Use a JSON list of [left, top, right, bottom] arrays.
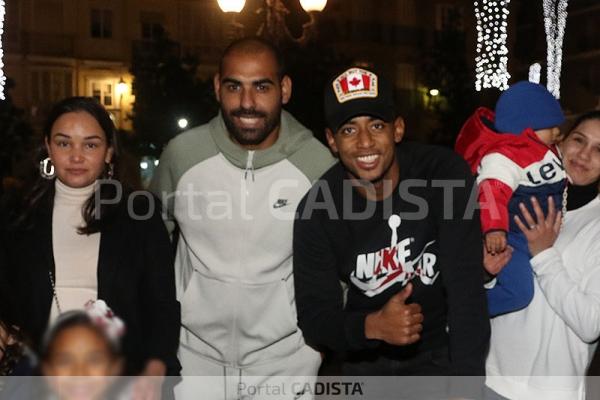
[[485, 231, 507, 254]]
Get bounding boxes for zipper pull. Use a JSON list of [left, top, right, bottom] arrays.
[[244, 150, 255, 182]]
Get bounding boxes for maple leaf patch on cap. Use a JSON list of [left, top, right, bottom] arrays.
[[332, 68, 379, 104]]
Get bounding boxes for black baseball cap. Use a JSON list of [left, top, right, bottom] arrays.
[[324, 67, 396, 132]]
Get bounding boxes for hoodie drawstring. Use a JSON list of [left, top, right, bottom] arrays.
[[244, 150, 255, 182], [223, 366, 227, 400]]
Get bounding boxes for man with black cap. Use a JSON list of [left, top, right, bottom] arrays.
[[293, 67, 490, 380]]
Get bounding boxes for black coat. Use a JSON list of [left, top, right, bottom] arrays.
[[0, 190, 181, 375]]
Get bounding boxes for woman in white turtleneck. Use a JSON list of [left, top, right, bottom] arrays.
[[485, 111, 600, 400], [49, 179, 101, 321], [1, 97, 180, 386], [44, 98, 113, 323]]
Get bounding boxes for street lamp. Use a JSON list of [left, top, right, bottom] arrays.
[[217, 0, 245, 12], [115, 77, 128, 129], [216, 0, 327, 46], [177, 118, 189, 129], [299, 0, 327, 12], [116, 77, 128, 97]]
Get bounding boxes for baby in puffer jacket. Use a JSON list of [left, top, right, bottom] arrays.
[[455, 81, 567, 317]]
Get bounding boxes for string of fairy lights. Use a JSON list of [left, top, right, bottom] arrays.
[[474, 0, 511, 91], [0, 0, 6, 100], [543, 0, 569, 99], [529, 63, 542, 84], [474, 0, 569, 97]]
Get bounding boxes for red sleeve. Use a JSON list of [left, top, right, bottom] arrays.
[[478, 179, 513, 233]]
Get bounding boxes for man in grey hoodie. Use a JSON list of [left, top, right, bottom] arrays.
[[150, 37, 335, 399]]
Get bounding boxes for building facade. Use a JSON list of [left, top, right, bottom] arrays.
[[3, 0, 229, 130], [3, 0, 473, 134]]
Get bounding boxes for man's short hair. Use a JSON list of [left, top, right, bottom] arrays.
[[219, 37, 286, 80]]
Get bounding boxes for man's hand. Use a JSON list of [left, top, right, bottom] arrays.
[[365, 283, 423, 346], [484, 231, 507, 255], [483, 245, 513, 276]]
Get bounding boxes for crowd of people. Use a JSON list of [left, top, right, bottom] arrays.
[[1, 36, 600, 400]]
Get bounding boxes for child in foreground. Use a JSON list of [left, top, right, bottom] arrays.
[[455, 81, 567, 317], [41, 300, 125, 400]]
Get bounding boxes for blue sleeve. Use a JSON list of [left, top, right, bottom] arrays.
[[487, 234, 534, 317]]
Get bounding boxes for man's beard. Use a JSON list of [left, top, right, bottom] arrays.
[[222, 106, 281, 146]]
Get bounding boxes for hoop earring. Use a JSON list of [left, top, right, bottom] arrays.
[[39, 157, 55, 179], [107, 163, 115, 179]]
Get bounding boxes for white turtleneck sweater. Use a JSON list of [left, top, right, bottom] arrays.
[[49, 179, 100, 322]]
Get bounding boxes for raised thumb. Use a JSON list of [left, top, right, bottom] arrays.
[[392, 283, 413, 303]]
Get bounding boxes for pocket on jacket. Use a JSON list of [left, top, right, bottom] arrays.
[[236, 274, 300, 364], [179, 269, 301, 366], [179, 269, 236, 363]]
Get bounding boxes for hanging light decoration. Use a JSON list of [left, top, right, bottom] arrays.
[[474, 0, 511, 91], [529, 63, 542, 84], [0, 1, 6, 100], [543, 0, 569, 99]]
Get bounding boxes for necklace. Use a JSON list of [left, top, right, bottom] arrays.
[[48, 270, 62, 315], [557, 146, 568, 227], [561, 181, 568, 226]]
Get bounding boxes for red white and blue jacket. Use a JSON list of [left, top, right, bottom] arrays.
[[456, 107, 566, 235], [456, 108, 566, 317]]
